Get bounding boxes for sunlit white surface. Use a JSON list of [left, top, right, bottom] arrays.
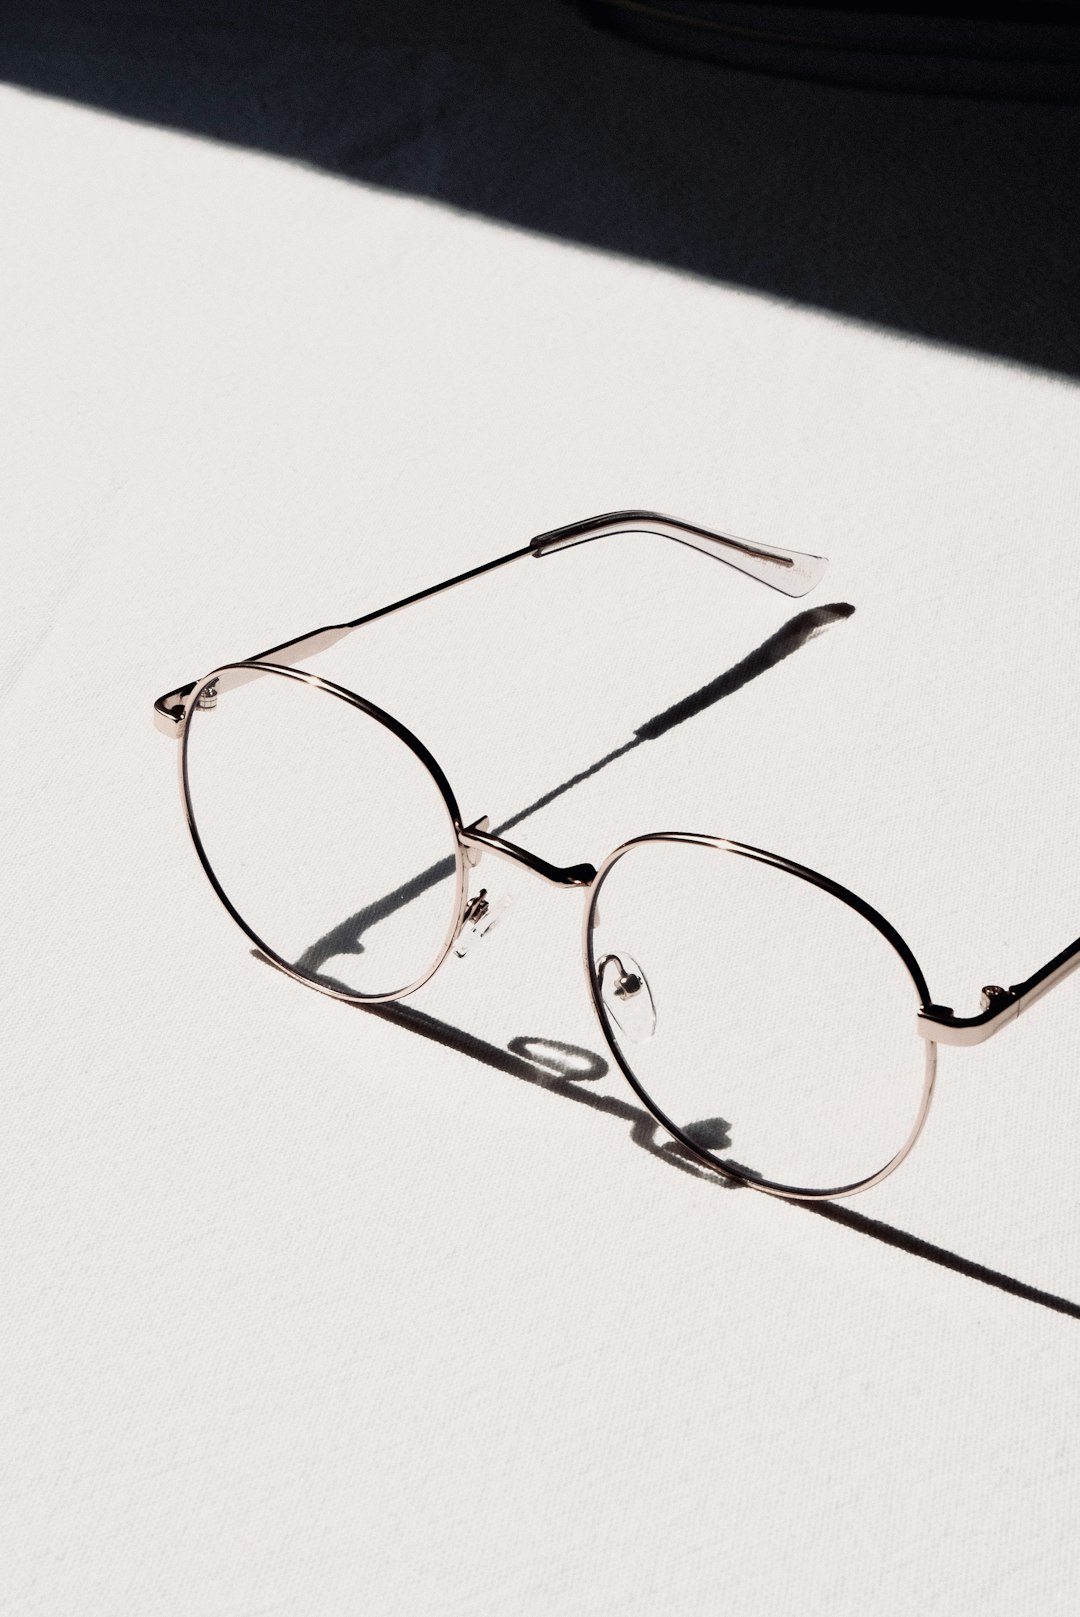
[[3, 84, 1080, 1615]]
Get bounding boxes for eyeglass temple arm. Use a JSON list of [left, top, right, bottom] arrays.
[[917, 932, 1080, 1046], [153, 511, 827, 733]]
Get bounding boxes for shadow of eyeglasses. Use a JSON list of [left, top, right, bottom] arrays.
[[270, 598, 1078, 1322], [294, 600, 856, 979], [355, 994, 1080, 1322]]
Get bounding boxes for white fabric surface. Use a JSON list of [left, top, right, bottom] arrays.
[[3, 85, 1080, 1614]]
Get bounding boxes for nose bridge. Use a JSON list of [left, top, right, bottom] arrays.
[[460, 819, 596, 890]]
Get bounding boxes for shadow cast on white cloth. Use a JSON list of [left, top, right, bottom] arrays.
[[360, 994, 1080, 1322], [294, 601, 856, 983], [251, 598, 1077, 1321]]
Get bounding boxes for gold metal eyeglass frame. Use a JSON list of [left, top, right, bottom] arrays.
[[155, 510, 1080, 1200]]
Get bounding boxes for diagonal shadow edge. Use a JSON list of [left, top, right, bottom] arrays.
[[2, 2, 1080, 378]]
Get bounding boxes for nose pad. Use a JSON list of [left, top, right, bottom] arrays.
[[453, 887, 513, 958], [596, 952, 657, 1042]]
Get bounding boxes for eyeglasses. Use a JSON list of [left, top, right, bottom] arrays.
[[154, 510, 1080, 1201]]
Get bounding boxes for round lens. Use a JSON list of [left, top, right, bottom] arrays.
[[183, 666, 464, 1000], [587, 837, 932, 1196]]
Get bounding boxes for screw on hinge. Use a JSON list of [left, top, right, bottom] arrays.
[[196, 680, 219, 711], [980, 985, 1012, 1013]]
